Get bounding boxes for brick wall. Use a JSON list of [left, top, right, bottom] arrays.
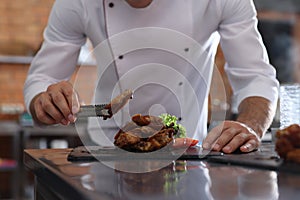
[[0, 0, 54, 56], [0, 64, 28, 104], [0, 63, 97, 120]]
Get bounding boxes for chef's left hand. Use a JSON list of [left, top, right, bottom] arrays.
[[173, 138, 199, 148], [202, 121, 260, 153]]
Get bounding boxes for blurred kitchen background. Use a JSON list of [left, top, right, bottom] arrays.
[[0, 0, 300, 199]]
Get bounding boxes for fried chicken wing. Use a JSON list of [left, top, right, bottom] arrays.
[[275, 124, 300, 163], [114, 114, 176, 152]]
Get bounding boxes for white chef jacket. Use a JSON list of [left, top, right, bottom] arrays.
[[24, 0, 279, 145]]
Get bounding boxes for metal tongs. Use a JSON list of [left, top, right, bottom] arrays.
[[77, 89, 133, 119]]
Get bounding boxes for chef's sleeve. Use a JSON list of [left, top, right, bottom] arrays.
[[24, 0, 86, 113], [218, 0, 279, 108]]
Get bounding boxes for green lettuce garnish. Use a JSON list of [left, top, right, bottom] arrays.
[[159, 113, 186, 138]]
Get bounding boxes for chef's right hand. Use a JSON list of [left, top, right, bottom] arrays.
[[29, 81, 80, 126]]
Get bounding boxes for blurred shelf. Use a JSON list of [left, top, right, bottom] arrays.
[[254, 0, 300, 13], [0, 121, 20, 135], [0, 55, 33, 64], [0, 54, 96, 66]]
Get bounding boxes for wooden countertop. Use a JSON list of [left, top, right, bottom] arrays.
[[24, 145, 300, 200]]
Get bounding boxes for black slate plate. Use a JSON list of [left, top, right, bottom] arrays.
[[67, 145, 223, 162], [207, 144, 300, 174]]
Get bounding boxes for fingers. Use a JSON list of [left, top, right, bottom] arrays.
[[33, 97, 57, 125], [221, 132, 252, 153], [47, 87, 71, 123], [173, 138, 199, 148], [240, 139, 258, 153], [60, 85, 80, 122], [203, 121, 260, 154], [202, 122, 230, 150], [71, 89, 80, 114], [31, 81, 80, 125]]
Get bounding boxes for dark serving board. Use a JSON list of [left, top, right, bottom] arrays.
[[207, 144, 300, 174], [67, 145, 223, 162]]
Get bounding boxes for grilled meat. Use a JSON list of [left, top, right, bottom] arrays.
[[114, 114, 176, 152], [104, 89, 133, 119]]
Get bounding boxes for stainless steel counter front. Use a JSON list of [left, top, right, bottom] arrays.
[[24, 146, 300, 200]]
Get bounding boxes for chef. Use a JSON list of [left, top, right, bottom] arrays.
[[24, 0, 279, 153]]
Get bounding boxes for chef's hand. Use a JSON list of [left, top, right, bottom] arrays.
[[202, 121, 260, 154], [29, 81, 80, 126], [173, 138, 199, 148]]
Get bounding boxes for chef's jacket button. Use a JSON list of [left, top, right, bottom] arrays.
[[179, 82, 183, 86], [178, 117, 182, 121], [118, 55, 124, 60], [184, 48, 189, 52], [109, 2, 114, 8]]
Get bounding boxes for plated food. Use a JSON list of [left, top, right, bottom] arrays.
[[275, 124, 300, 163], [114, 113, 187, 152]]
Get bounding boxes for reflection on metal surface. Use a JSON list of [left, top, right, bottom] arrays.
[[116, 161, 187, 196], [237, 171, 278, 200], [208, 165, 279, 200], [278, 172, 300, 199], [89, 160, 213, 200], [81, 174, 95, 191]]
